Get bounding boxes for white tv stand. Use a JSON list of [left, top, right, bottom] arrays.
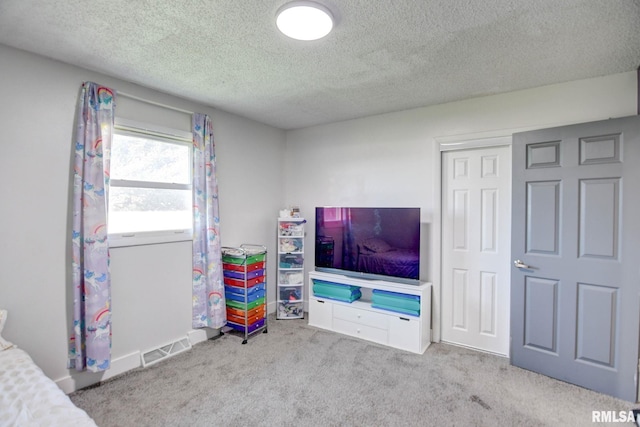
[[308, 271, 431, 354]]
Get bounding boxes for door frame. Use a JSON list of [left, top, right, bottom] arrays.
[[433, 132, 512, 344], [432, 122, 592, 343]]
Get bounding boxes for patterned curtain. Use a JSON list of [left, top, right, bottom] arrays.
[[69, 82, 115, 372], [192, 113, 226, 328]]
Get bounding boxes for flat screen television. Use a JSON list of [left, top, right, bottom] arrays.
[[315, 207, 420, 284]]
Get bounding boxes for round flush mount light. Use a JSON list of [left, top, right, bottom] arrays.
[[276, 1, 334, 41]]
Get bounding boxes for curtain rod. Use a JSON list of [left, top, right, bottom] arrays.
[[118, 91, 195, 115]]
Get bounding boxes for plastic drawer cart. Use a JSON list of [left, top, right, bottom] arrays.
[[277, 218, 306, 319], [222, 244, 268, 344]]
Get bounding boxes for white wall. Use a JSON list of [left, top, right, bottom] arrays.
[[0, 44, 285, 392], [284, 71, 638, 341]]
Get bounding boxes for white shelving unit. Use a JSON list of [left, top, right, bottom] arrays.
[[277, 218, 306, 319], [308, 271, 431, 354]]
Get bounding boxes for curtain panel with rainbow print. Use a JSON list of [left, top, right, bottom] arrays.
[[69, 82, 115, 372], [192, 113, 226, 329]]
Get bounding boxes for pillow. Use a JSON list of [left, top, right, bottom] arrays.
[[362, 238, 392, 253], [0, 309, 15, 351]]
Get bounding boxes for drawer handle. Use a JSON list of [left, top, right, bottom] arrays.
[[317, 300, 325, 304], [399, 317, 410, 321]]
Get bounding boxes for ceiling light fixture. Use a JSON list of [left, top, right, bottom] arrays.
[[276, 1, 334, 41]]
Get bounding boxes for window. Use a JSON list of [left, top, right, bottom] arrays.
[[108, 118, 193, 247], [322, 207, 343, 225]]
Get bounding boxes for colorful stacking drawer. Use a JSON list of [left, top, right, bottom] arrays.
[[371, 289, 420, 317], [225, 282, 266, 296], [225, 287, 266, 303], [224, 273, 265, 290], [221, 245, 268, 343], [312, 280, 361, 303], [224, 268, 265, 280], [224, 276, 265, 288], [227, 311, 265, 326], [226, 304, 265, 320], [223, 261, 265, 272], [222, 252, 266, 265], [226, 318, 266, 334], [226, 303, 267, 327], [226, 297, 266, 311]]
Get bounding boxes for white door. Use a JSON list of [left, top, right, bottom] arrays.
[[442, 145, 511, 355]]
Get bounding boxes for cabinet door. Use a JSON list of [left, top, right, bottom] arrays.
[[388, 316, 420, 353], [308, 298, 333, 329]]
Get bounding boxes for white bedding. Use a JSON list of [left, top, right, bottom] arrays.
[[0, 347, 97, 427]]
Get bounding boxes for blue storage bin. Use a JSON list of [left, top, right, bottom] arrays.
[[372, 289, 420, 312], [312, 280, 361, 303], [225, 282, 265, 296], [371, 303, 420, 317], [372, 289, 420, 301], [225, 289, 266, 303]]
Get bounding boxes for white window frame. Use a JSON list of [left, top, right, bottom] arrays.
[[108, 118, 193, 248]]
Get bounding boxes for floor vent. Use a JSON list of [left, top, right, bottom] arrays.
[[141, 337, 191, 368]]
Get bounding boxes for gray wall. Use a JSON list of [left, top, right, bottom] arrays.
[[0, 44, 285, 391]]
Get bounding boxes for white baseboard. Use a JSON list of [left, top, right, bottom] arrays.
[[57, 321, 266, 394], [56, 351, 141, 394], [187, 328, 210, 345], [267, 300, 276, 314]]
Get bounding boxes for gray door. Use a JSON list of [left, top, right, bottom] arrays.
[[510, 115, 640, 401]]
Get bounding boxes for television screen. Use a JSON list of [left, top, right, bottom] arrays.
[[315, 207, 420, 284]]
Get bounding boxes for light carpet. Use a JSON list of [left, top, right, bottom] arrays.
[[70, 315, 635, 426]]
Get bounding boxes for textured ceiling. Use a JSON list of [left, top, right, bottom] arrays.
[[0, 0, 639, 130]]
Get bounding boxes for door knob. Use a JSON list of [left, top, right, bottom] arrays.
[[514, 259, 532, 269]]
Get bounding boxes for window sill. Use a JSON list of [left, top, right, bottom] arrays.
[[109, 230, 193, 248]]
